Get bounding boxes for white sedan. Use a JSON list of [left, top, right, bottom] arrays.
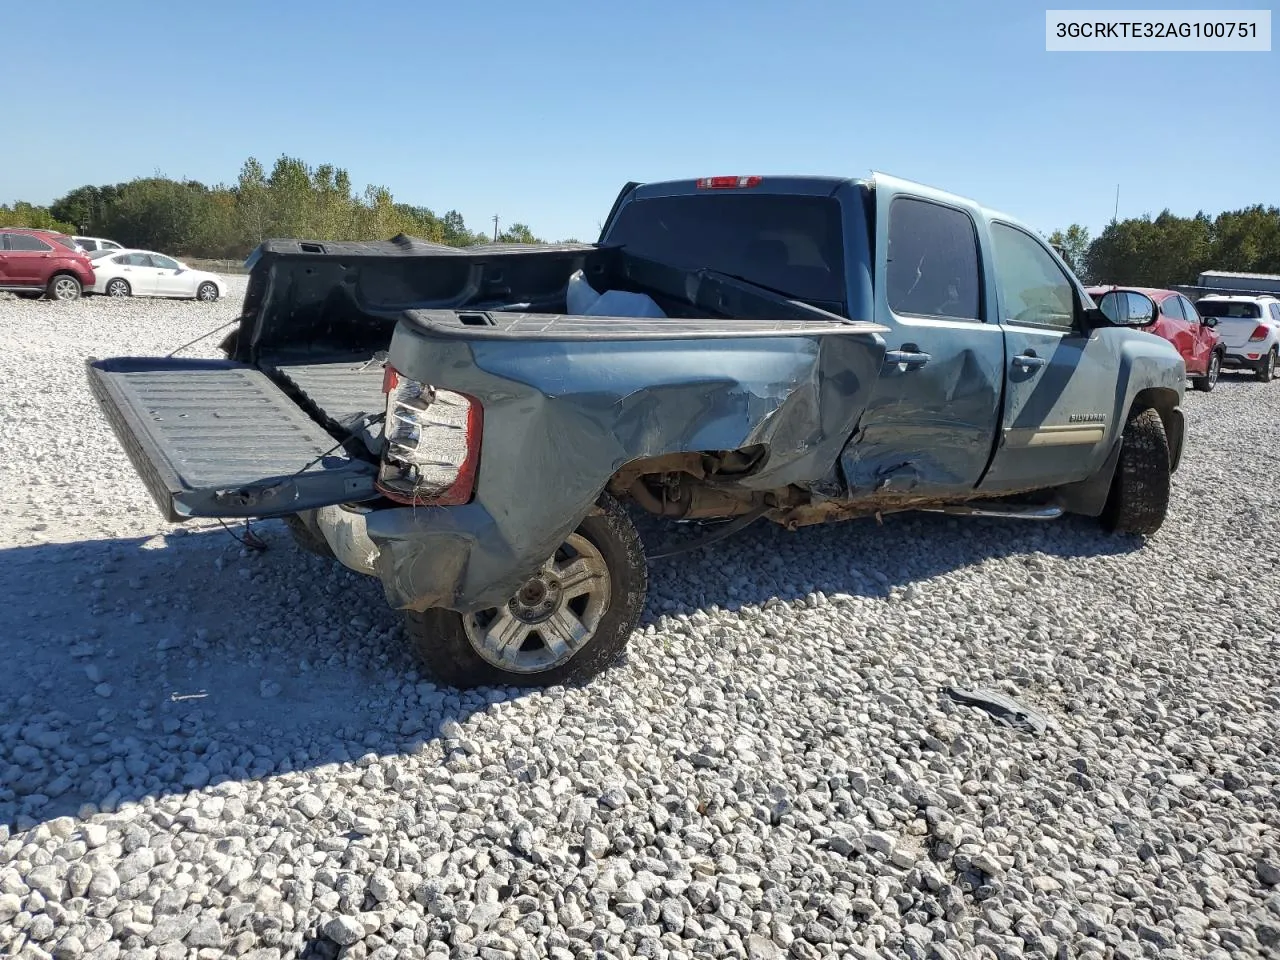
[[87, 249, 228, 301]]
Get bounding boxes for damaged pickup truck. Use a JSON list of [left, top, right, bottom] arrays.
[[87, 172, 1186, 688]]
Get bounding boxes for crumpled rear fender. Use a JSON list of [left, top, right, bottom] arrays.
[[370, 320, 887, 612]]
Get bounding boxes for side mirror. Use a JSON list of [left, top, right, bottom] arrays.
[[1095, 290, 1155, 327], [1203, 316, 1218, 328]]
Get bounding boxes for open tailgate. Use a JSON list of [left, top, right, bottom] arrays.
[[86, 357, 379, 522]]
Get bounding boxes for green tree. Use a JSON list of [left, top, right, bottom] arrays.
[[1047, 224, 1091, 281], [0, 202, 75, 233], [496, 222, 542, 244]]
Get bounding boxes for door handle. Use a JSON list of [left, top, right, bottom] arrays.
[[885, 348, 932, 369], [1012, 352, 1047, 370]]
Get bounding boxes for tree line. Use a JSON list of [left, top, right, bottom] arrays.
[[0, 155, 559, 259], [1049, 204, 1280, 289]]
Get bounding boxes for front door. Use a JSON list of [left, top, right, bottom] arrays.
[[1179, 295, 1213, 376], [977, 221, 1124, 493], [840, 175, 1006, 497], [149, 254, 191, 297]]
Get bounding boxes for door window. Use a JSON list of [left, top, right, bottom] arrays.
[[149, 254, 180, 270], [1180, 297, 1201, 323], [7, 234, 54, 252], [1161, 296, 1185, 321], [989, 224, 1076, 331], [885, 198, 981, 321]]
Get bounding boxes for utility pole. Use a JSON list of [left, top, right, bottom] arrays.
[[492, 215, 499, 242], [1113, 185, 1120, 223]]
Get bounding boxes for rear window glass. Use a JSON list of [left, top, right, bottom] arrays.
[[1196, 300, 1262, 319], [605, 194, 847, 309], [47, 235, 79, 250]]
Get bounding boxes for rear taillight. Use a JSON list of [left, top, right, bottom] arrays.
[[695, 175, 762, 190], [1248, 325, 1269, 341], [376, 367, 482, 506]]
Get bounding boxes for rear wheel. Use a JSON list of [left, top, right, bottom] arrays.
[[1256, 347, 1277, 383], [106, 278, 131, 298], [1191, 351, 1220, 392], [1100, 407, 1171, 536], [404, 492, 648, 688], [46, 274, 82, 301]]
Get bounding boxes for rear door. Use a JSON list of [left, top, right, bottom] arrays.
[[977, 221, 1124, 492], [4, 232, 55, 287], [840, 176, 1005, 496]]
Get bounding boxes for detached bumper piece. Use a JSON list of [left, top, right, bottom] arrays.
[[86, 357, 378, 522]]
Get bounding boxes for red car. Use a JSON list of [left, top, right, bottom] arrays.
[[1087, 285, 1224, 392], [0, 227, 97, 301]]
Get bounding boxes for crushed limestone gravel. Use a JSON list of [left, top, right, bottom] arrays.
[[0, 283, 1278, 959]]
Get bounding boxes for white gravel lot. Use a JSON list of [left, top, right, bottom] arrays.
[[1, 282, 1279, 960]]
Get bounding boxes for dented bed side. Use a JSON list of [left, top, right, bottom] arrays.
[[333, 318, 890, 614]]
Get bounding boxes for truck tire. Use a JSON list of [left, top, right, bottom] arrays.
[[1100, 407, 1170, 536], [404, 492, 648, 689]]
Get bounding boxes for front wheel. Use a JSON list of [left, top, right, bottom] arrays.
[[404, 492, 648, 688], [1191, 351, 1220, 392], [1100, 407, 1171, 536], [1256, 347, 1277, 383], [196, 282, 219, 302]]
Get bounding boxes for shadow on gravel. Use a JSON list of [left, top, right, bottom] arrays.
[[0, 507, 1141, 829]]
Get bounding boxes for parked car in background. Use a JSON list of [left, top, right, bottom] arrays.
[[0, 227, 96, 300], [1192, 295, 1280, 382], [1087, 286, 1225, 391], [74, 236, 124, 253], [86, 249, 226, 301]]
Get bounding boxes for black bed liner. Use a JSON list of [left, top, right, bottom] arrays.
[[265, 357, 387, 456], [86, 357, 379, 522]]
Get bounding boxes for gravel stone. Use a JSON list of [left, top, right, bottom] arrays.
[[2, 280, 1280, 960]]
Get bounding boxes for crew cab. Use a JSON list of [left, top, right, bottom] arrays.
[[86, 173, 1187, 688]]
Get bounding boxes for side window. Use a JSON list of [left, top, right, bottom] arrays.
[[0, 234, 9, 251], [1180, 297, 1201, 323], [989, 223, 1076, 330], [886, 197, 981, 321], [75, 238, 96, 251], [7, 234, 54, 252], [150, 254, 179, 270], [1161, 297, 1185, 321]]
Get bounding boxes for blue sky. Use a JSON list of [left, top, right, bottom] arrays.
[[6, 1, 1276, 241]]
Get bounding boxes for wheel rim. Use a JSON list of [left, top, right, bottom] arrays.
[[107, 280, 128, 297], [53, 278, 78, 300], [198, 284, 216, 301], [463, 532, 611, 674], [1209, 354, 1219, 386]]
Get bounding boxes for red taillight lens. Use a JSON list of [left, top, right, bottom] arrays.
[[376, 366, 482, 506], [695, 176, 762, 190], [1248, 325, 1269, 341]]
